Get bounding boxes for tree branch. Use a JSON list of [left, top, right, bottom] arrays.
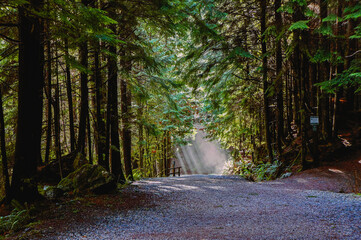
[[346, 50, 361, 58], [233, 73, 261, 83], [0, 33, 20, 43], [0, 23, 17, 27]]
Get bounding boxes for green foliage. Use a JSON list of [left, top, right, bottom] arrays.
[[1, 0, 360, 197], [238, 160, 281, 182], [322, 14, 338, 22], [315, 24, 335, 37], [316, 59, 361, 93], [350, 25, 361, 39], [343, 4, 361, 20], [288, 20, 309, 31], [132, 169, 143, 181], [0, 202, 31, 235], [311, 49, 332, 63]]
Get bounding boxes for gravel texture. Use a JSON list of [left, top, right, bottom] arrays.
[[39, 174, 361, 240]]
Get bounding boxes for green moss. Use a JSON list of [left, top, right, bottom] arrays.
[[57, 176, 73, 192], [57, 164, 115, 194], [72, 153, 88, 170]]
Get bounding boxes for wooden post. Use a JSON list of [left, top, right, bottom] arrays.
[[173, 161, 176, 177]]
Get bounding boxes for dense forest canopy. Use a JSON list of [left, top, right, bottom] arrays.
[[0, 0, 360, 203]]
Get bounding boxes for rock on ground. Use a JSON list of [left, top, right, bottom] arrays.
[[57, 164, 116, 194]]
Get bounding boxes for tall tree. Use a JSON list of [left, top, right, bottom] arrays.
[[64, 39, 76, 152], [107, 1, 126, 183], [260, 0, 273, 162], [44, 15, 52, 164], [0, 88, 10, 200], [77, 0, 90, 155], [93, 39, 108, 169], [319, 0, 332, 140], [275, 0, 284, 153], [11, 0, 44, 202], [121, 72, 134, 181]]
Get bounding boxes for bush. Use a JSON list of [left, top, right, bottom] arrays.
[[238, 160, 281, 181]]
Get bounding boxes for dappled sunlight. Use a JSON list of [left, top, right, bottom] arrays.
[[205, 186, 227, 190], [172, 184, 200, 190], [265, 182, 285, 185], [157, 184, 200, 192], [338, 135, 352, 147], [141, 181, 164, 185], [328, 169, 344, 174]]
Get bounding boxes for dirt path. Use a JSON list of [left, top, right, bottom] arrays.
[[24, 174, 360, 240]]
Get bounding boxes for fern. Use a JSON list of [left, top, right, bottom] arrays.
[[322, 14, 338, 22], [289, 20, 309, 31]]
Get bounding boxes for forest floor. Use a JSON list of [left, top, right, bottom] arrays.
[[3, 150, 361, 240]]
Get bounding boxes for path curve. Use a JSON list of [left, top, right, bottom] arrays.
[[42, 175, 360, 240]]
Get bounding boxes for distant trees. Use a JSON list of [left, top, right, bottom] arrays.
[[180, 0, 361, 170], [0, 0, 196, 203], [1, 0, 360, 203]]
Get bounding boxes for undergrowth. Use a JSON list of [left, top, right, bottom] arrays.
[[224, 158, 291, 182], [0, 202, 31, 237], [238, 160, 282, 181], [0, 200, 42, 239]]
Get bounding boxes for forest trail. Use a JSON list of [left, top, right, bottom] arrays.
[[30, 173, 361, 240]]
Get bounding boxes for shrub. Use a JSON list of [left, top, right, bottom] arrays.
[[238, 160, 281, 181]]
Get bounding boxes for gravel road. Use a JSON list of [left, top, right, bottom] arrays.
[[45, 175, 361, 240]]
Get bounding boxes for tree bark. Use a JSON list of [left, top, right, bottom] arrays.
[[54, 47, 63, 178], [320, 0, 332, 140], [301, 30, 311, 169], [0, 89, 10, 200], [77, 0, 90, 155], [64, 39, 76, 152], [121, 73, 134, 181], [44, 17, 52, 164], [107, 5, 126, 182], [11, 0, 44, 202], [138, 102, 144, 174], [260, 0, 273, 162], [275, 0, 284, 154], [87, 112, 92, 163], [77, 41, 89, 155], [93, 40, 108, 169], [345, 0, 357, 112]]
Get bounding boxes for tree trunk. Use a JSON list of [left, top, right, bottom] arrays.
[[64, 39, 76, 152], [320, 0, 332, 141], [260, 0, 273, 162], [121, 74, 134, 181], [138, 103, 144, 174], [44, 18, 52, 164], [11, 0, 44, 202], [345, 0, 357, 112], [0, 89, 10, 200], [77, 41, 89, 154], [107, 7, 126, 182], [54, 47, 63, 178], [77, 0, 90, 155], [93, 41, 107, 169], [275, 0, 284, 154], [301, 30, 311, 169], [87, 112, 92, 163]]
